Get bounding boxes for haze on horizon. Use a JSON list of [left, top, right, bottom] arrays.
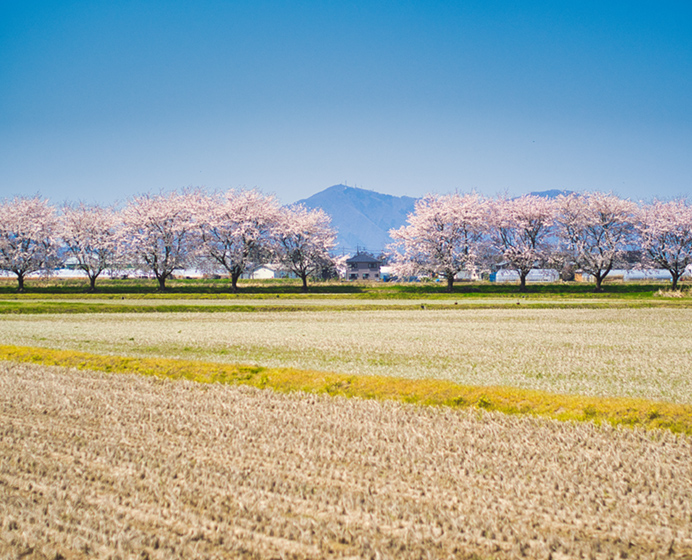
[[1, 1, 690, 206]]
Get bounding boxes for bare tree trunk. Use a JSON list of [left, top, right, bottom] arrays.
[[231, 271, 242, 293], [671, 271, 680, 291], [446, 274, 454, 293], [301, 273, 309, 293], [157, 275, 167, 291], [88, 275, 97, 292], [519, 271, 528, 292], [594, 273, 604, 292], [16, 273, 25, 293]]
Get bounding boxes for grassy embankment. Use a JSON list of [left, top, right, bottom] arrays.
[[0, 276, 691, 313]]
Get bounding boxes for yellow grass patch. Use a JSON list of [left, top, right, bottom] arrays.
[[1, 343, 690, 434]]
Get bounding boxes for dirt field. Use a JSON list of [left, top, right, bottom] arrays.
[[1, 361, 691, 559]]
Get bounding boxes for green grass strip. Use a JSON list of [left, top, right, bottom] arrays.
[[1, 344, 690, 435], [1, 299, 692, 314]]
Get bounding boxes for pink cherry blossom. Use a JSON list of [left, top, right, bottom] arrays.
[[197, 189, 281, 292], [636, 198, 692, 290], [274, 204, 337, 292], [389, 192, 488, 292], [60, 203, 121, 291], [489, 195, 557, 291], [0, 196, 60, 291], [556, 192, 636, 291], [121, 191, 203, 290]]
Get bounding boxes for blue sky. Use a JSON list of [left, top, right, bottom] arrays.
[[1, 1, 691, 205]]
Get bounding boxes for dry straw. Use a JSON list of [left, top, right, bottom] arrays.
[[1, 361, 691, 559]]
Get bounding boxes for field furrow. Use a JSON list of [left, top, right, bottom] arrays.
[[1, 362, 691, 559]]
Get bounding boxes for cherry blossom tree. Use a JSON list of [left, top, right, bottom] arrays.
[[0, 196, 61, 291], [273, 204, 336, 292], [489, 195, 557, 291], [636, 199, 692, 290], [60, 203, 122, 292], [389, 192, 488, 292], [556, 192, 637, 291], [121, 191, 202, 291], [197, 189, 281, 292]]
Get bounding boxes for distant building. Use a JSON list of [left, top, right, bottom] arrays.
[[624, 269, 674, 281], [454, 270, 481, 281], [241, 265, 297, 280], [575, 269, 683, 283], [345, 252, 381, 281], [489, 269, 560, 283], [248, 265, 279, 280]]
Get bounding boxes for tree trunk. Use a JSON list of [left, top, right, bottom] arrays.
[[594, 273, 604, 292], [157, 275, 167, 291], [231, 271, 242, 293], [88, 275, 97, 292], [594, 265, 613, 292], [446, 274, 454, 293], [671, 272, 680, 291], [16, 273, 24, 293], [301, 273, 309, 293], [519, 271, 527, 292]]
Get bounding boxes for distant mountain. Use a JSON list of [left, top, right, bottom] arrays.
[[296, 185, 417, 254], [296, 186, 575, 255], [528, 189, 574, 199]]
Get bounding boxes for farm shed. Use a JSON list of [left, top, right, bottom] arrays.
[[454, 270, 481, 281], [624, 269, 674, 281], [489, 269, 560, 283], [575, 269, 685, 283]]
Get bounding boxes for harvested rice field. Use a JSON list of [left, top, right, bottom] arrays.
[[0, 307, 691, 402], [1, 361, 691, 560]]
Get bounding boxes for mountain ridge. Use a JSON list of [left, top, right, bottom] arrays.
[[296, 185, 417, 253], [296, 185, 574, 254]]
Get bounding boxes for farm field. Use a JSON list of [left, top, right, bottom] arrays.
[[2, 296, 692, 316], [2, 283, 691, 558], [1, 296, 638, 313], [1, 306, 691, 403], [2, 361, 691, 560]]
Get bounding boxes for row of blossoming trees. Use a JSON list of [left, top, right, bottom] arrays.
[[0, 190, 336, 292], [389, 192, 692, 291], [1, 189, 691, 293]]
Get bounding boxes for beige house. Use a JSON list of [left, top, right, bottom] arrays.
[[345, 252, 381, 281]]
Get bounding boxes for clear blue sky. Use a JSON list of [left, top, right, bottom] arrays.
[[1, 1, 691, 205]]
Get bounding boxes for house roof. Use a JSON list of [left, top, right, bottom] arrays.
[[346, 252, 380, 264]]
